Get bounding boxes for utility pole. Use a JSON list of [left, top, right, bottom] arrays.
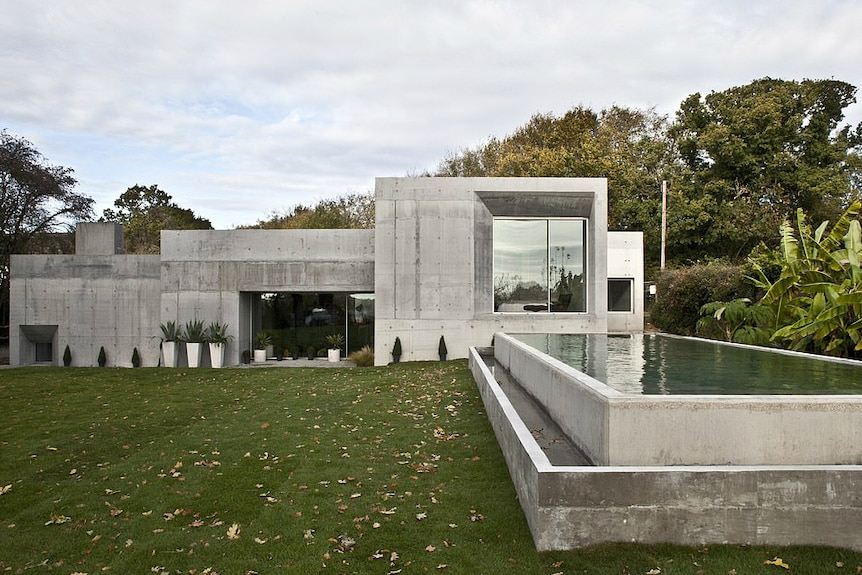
[[660, 180, 667, 270]]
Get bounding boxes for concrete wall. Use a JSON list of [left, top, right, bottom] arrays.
[[159, 229, 374, 365], [607, 231, 643, 333], [10, 254, 161, 367], [470, 346, 862, 552], [495, 332, 862, 466], [374, 177, 623, 365]]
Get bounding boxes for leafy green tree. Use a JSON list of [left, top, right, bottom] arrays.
[[750, 201, 862, 357], [242, 192, 374, 230], [436, 105, 677, 271], [668, 78, 862, 261], [0, 130, 94, 326], [102, 184, 212, 253]]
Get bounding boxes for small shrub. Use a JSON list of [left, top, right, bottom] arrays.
[[97, 346, 107, 367], [348, 345, 375, 367], [651, 263, 756, 335], [438, 335, 448, 359], [241, 349, 251, 364], [326, 333, 345, 349], [131, 347, 141, 367], [63, 345, 72, 367], [392, 337, 402, 358]]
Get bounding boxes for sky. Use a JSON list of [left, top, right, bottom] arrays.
[[2, 1, 862, 230]]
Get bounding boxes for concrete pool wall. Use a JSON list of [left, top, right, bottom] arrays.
[[468, 345, 862, 551], [494, 333, 862, 466]]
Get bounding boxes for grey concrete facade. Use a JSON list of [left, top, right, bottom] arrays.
[[10, 177, 643, 367], [373, 177, 640, 365], [10, 223, 161, 367], [159, 228, 374, 365], [469, 346, 862, 552]]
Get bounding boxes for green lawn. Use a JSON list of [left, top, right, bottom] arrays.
[[1, 362, 860, 574]]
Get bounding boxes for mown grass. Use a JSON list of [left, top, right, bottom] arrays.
[[1, 362, 860, 574]]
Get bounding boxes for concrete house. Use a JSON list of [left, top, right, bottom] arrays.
[[10, 177, 643, 367]]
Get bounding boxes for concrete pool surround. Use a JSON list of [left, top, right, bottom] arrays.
[[469, 334, 862, 551]]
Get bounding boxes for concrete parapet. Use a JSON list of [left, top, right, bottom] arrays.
[[495, 332, 862, 466], [469, 346, 862, 552]]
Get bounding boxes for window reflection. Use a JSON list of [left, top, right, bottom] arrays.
[[493, 218, 586, 313]]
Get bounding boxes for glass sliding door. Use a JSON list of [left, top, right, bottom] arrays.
[[248, 291, 374, 357]]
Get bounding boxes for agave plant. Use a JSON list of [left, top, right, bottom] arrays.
[[159, 320, 180, 342], [205, 322, 232, 344], [254, 331, 273, 350], [182, 319, 206, 343]]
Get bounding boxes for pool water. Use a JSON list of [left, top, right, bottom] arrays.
[[513, 333, 862, 395]]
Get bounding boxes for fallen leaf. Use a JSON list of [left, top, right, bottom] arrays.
[[647, 569, 661, 575], [425, 545, 436, 552], [226, 523, 241, 540], [0, 484, 12, 495], [764, 558, 790, 569]]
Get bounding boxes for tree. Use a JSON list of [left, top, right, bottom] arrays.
[[435, 105, 677, 272], [241, 192, 374, 230], [668, 78, 862, 261], [102, 184, 212, 253], [0, 130, 94, 326]]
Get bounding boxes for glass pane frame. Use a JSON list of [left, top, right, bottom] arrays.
[[493, 217, 588, 313]]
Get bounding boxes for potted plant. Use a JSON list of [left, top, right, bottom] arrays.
[[438, 335, 447, 361], [241, 349, 251, 364], [159, 320, 180, 367], [183, 319, 206, 368], [206, 321, 232, 368], [392, 337, 402, 363], [253, 331, 272, 363], [326, 333, 345, 363], [306, 344, 316, 360]]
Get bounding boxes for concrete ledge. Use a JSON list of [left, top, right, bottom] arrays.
[[469, 346, 862, 552], [495, 333, 862, 466]]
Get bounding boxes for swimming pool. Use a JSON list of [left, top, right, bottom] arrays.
[[493, 332, 862, 466], [513, 332, 862, 394]]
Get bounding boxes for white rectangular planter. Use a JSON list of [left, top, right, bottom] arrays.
[[209, 342, 225, 368], [328, 349, 341, 363], [162, 341, 177, 368], [186, 342, 201, 368]]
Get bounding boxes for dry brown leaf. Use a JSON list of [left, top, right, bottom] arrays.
[[226, 523, 241, 540]]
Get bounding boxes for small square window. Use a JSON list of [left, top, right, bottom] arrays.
[[35, 342, 53, 362], [608, 279, 633, 312]]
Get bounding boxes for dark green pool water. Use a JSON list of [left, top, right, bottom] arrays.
[[513, 333, 862, 395]]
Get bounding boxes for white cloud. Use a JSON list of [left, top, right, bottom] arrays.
[[1, 0, 861, 228]]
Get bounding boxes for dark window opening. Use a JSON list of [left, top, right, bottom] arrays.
[[608, 279, 633, 312]]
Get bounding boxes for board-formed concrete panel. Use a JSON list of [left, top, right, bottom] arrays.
[[373, 177, 621, 365]]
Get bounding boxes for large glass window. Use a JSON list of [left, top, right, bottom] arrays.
[[250, 292, 374, 356], [493, 218, 586, 313]]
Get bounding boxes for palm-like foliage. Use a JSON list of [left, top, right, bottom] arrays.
[[749, 201, 862, 357], [696, 298, 775, 345]]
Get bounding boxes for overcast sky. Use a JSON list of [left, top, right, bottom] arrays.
[[2, 1, 861, 229]]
